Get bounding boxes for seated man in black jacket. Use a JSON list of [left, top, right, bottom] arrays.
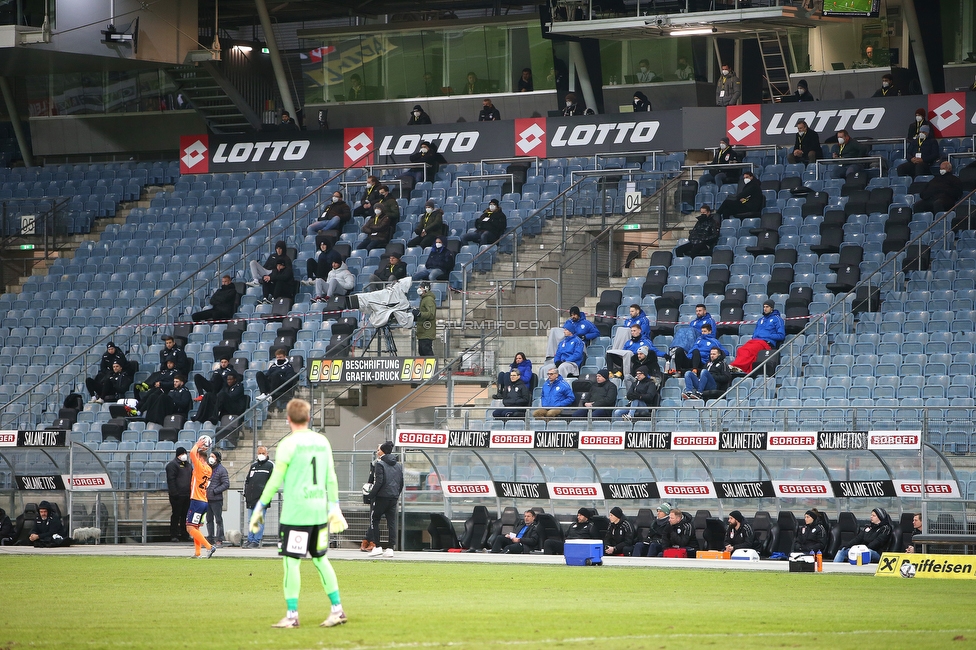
[[793, 509, 828, 555], [193, 373, 248, 424], [915, 161, 964, 218], [571, 369, 617, 418], [304, 240, 343, 286], [651, 507, 698, 557], [408, 140, 445, 183], [259, 259, 297, 305], [717, 170, 764, 219], [544, 508, 597, 555], [723, 510, 756, 554], [142, 374, 192, 425], [256, 349, 298, 405], [633, 502, 673, 557], [492, 369, 530, 419], [786, 119, 821, 165], [896, 125, 940, 178], [136, 358, 179, 403], [461, 199, 507, 246], [192, 275, 239, 323], [366, 252, 407, 290], [833, 507, 893, 564], [30, 501, 69, 547], [88, 360, 132, 404], [491, 509, 541, 553], [86, 341, 127, 399], [193, 357, 239, 399], [605, 507, 635, 556]]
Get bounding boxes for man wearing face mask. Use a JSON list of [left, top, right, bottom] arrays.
[[413, 236, 455, 282], [408, 200, 446, 249], [830, 129, 868, 179], [787, 119, 821, 165], [462, 198, 507, 246], [561, 92, 584, 116], [307, 191, 351, 236], [478, 97, 501, 121], [715, 64, 740, 106], [357, 203, 392, 251], [699, 137, 740, 187], [416, 282, 437, 356], [791, 79, 815, 102], [353, 175, 380, 218], [407, 104, 431, 125], [206, 449, 230, 547], [907, 108, 931, 140], [897, 125, 940, 178], [165, 446, 192, 542], [674, 205, 719, 258], [717, 170, 764, 219], [365, 442, 404, 558], [408, 140, 444, 183], [635, 59, 656, 83], [243, 446, 275, 548], [872, 73, 901, 97], [915, 161, 963, 221], [377, 184, 400, 227], [632, 91, 652, 112]]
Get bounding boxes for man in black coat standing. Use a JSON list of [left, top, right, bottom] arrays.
[[717, 170, 765, 219], [365, 441, 404, 558], [192, 275, 239, 323], [165, 447, 192, 542], [243, 445, 274, 548]]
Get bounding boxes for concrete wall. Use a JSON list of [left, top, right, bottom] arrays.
[[29, 110, 207, 157]]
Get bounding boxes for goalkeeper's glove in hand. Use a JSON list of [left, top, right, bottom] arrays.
[[249, 503, 266, 534], [328, 505, 348, 534]]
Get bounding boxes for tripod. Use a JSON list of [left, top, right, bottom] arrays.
[[364, 324, 398, 356]]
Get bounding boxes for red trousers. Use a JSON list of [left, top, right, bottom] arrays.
[[730, 339, 771, 372]]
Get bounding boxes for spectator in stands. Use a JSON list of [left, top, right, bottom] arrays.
[[492, 368, 531, 419], [494, 352, 532, 394], [30, 501, 68, 547], [614, 365, 658, 420], [729, 299, 785, 374], [723, 510, 756, 554], [256, 349, 297, 403], [793, 509, 827, 555], [628, 346, 662, 385], [423, 72, 437, 96], [413, 236, 455, 282], [248, 240, 291, 288], [674, 321, 727, 373], [632, 502, 672, 557], [357, 203, 393, 252], [717, 170, 764, 219], [532, 367, 575, 419], [689, 303, 717, 336], [715, 64, 741, 106], [907, 108, 931, 140], [872, 73, 901, 97], [635, 59, 657, 83], [833, 507, 893, 564], [658, 507, 696, 556], [409, 140, 445, 183], [623, 304, 651, 341], [193, 357, 238, 399], [159, 334, 189, 374], [905, 513, 923, 553], [517, 68, 534, 92], [376, 185, 400, 227], [408, 201, 446, 250], [143, 373, 191, 425], [258, 259, 296, 305], [478, 98, 501, 122], [307, 191, 351, 236], [699, 137, 741, 188], [463, 72, 483, 94], [787, 119, 821, 165], [544, 508, 597, 555], [830, 129, 868, 179], [407, 104, 431, 125], [915, 162, 963, 218], [605, 507, 635, 556], [606, 325, 655, 378], [0, 507, 13, 545], [86, 342, 127, 399], [491, 509, 539, 553], [571, 368, 616, 419], [675, 57, 694, 81], [682, 346, 731, 401], [563, 306, 600, 345], [353, 176, 381, 218], [366, 252, 407, 290], [791, 79, 815, 102], [347, 74, 365, 101], [562, 92, 584, 116], [206, 450, 229, 546], [897, 125, 940, 178], [314, 259, 355, 303], [462, 199, 507, 246], [304, 239, 342, 288], [137, 357, 178, 403], [279, 111, 300, 131], [549, 327, 585, 378], [193, 373, 247, 425], [192, 275, 238, 323], [165, 447, 192, 543], [416, 281, 436, 356], [674, 205, 719, 258], [861, 45, 877, 67], [243, 446, 274, 548], [633, 91, 652, 113], [87, 359, 131, 404]]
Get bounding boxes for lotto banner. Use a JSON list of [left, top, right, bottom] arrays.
[[876, 553, 976, 579], [307, 357, 437, 384]]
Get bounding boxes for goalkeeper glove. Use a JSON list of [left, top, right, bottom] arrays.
[[249, 502, 266, 534], [327, 505, 348, 534]]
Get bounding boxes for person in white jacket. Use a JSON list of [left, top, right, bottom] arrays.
[[315, 260, 355, 302]]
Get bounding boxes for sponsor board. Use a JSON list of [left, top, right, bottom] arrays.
[[868, 430, 922, 450], [772, 481, 833, 498], [180, 135, 209, 174], [928, 93, 966, 138], [0, 430, 67, 447], [548, 482, 604, 499], [658, 481, 716, 499], [15, 475, 66, 490], [624, 431, 670, 450], [766, 431, 818, 451], [488, 431, 534, 449], [877, 553, 976, 579], [715, 481, 775, 499], [0, 430, 19, 446], [831, 480, 898, 499], [602, 482, 659, 500], [577, 433, 625, 450], [727, 105, 762, 146], [718, 431, 766, 451], [343, 127, 373, 167], [759, 96, 920, 145], [892, 480, 961, 499], [533, 430, 579, 449], [441, 481, 496, 497], [545, 111, 682, 154], [13, 473, 108, 490], [446, 430, 490, 448], [308, 357, 436, 384], [669, 432, 719, 451], [395, 429, 449, 448], [494, 481, 549, 500], [514, 117, 546, 157]]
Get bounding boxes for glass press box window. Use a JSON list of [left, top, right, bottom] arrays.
[[599, 38, 694, 85]]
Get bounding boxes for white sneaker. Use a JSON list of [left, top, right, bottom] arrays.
[[382, 548, 395, 558], [257, 393, 269, 401], [320, 610, 347, 628], [367, 547, 384, 557], [246, 280, 260, 287], [301, 278, 315, 286]]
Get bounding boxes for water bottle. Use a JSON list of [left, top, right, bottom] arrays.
[[815, 550, 823, 572]]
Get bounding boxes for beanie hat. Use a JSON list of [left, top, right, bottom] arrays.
[[489, 198, 499, 206], [597, 369, 610, 380], [805, 509, 817, 520], [211, 450, 221, 463], [107, 342, 116, 348], [413, 104, 423, 111], [577, 507, 590, 518], [610, 506, 624, 519], [569, 306, 581, 316], [657, 502, 672, 514], [425, 199, 436, 208], [176, 446, 187, 456], [920, 125, 930, 133], [763, 299, 775, 309], [729, 510, 744, 524], [635, 365, 650, 376], [915, 108, 925, 117], [637, 345, 650, 356], [380, 441, 394, 455]]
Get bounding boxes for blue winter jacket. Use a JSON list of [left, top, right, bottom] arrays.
[[541, 375, 575, 408], [562, 313, 600, 342], [689, 312, 717, 336], [692, 332, 729, 357], [510, 358, 533, 384], [752, 309, 786, 346], [623, 311, 651, 339], [424, 246, 456, 274], [623, 336, 661, 357], [554, 335, 585, 366]]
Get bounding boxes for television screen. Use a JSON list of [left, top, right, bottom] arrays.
[[822, 0, 881, 18]]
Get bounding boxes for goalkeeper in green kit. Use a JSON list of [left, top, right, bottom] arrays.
[[249, 398, 348, 629]]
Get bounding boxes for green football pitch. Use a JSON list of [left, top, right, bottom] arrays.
[[826, 0, 876, 12], [3, 556, 976, 649]]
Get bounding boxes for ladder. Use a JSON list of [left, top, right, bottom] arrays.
[[757, 31, 792, 102]]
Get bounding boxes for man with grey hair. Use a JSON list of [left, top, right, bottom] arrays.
[[243, 446, 275, 548]]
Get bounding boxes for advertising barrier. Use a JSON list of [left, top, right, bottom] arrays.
[[14, 473, 113, 490], [0, 430, 68, 447], [876, 553, 976, 580], [308, 357, 437, 384]]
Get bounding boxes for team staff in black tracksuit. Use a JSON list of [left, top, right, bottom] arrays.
[[651, 508, 698, 557], [365, 442, 404, 555], [192, 373, 247, 424], [491, 509, 541, 554], [192, 275, 239, 323], [165, 447, 192, 542], [0, 507, 13, 545], [633, 502, 674, 557], [905, 513, 923, 553], [544, 508, 597, 555], [143, 374, 192, 425], [86, 342, 128, 398], [723, 510, 757, 553], [159, 335, 190, 374], [88, 360, 132, 403], [492, 371, 531, 419], [193, 357, 240, 398], [794, 509, 828, 554], [605, 507, 635, 556], [243, 446, 274, 548], [572, 369, 617, 419], [833, 507, 893, 563], [30, 501, 69, 547]]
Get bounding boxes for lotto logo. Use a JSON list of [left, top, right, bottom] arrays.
[[515, 118, 546, 157], [343, 128, 374, 166], [727, 106, 761, 145], [179, 136, 208, 174], [928, 93, 966, 137]]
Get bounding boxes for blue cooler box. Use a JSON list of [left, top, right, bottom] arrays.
[[564, 540, 603, 566]]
